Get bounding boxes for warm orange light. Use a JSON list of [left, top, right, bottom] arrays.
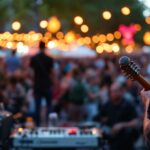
[[65, 31, 76, 43], [40, 20, 48, 29], [31, 33, 41, 41], [84, 37, 91, 45], [12, 21, 21, 31], [145, 17, 150, 24], [92, 35, 99, 43], [99, 34, 106, 43], [96, 45, 104, 54], [125, 45, 133, 53], [106, 33, 114, 41], [103, 43, 111, 52], [77, 38, 84, 45], [134, 24, 141, 31], [143, 32, 150, 45], [81, 25, 89, 33], [74, 16, 83, 25], [18, 128, 24, 133], [114, 31, 121, 39], [102, 11, 112, 20], [45, 32, 52, 39], [56, 32, 64, 39], [47, 16, 61, 33], [6, 42, 13, 49], [111, 43, 120, 53], [121, 7, 130, 15]]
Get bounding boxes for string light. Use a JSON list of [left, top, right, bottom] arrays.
[[65, 31, 76, 43], [12, 21, 21, 31], [99, 34, 106, 43], [40, 20, 48, 28], [74, 16, 83, 25], [114, 31, 121, 39], [81, 24, 89, 33], [47, 41, 56, 49], [102, 11, 112, 20], [6, 42, 13, 49], [145, 16, 150, 24], [92, 35, 99, 43], [96, 45, 104, 54], [125, 45, 133, 53], [106, 33, 114, 41], [56, 32, 64, 39], [47, 16, 61, 33], [83, 37, 91, 45], [143, 32, 150, 45], [121, 7, 130, 15], [111, 43, 120, 52], [17, 42, 24, 49], [103, 43, 111, 52]]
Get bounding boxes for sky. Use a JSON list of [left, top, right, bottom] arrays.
[[139, 0, 150, 17]]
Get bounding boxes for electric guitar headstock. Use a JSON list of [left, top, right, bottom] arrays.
[[119, 56, 150, 90], [119, 56, 140, 81]]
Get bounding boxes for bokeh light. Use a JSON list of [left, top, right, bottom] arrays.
[[111, 43, 120, 52], [56, 32, 64, 39], [103, 43, 111, 52], [19, 46, 29, 55], [99, 34, 106, 43], [134, 24, 141, 31], [145, 16, 150, 24], [121, 6, 131, 15], [125, 45, 133, 53], [12, 21, 21, 31], [47, 16, 61, 33], [106, 33, 114, 41], [47, 41, 56, 49], [40, 20, 48, 28], [17, 42, 24, 49], [83, 37, 91, 45], [6, 42, 13, 49], [96, 45, 104, 54], [65, 31, 76, 43], [92, 35, 99, 43], [74, 16, 83, 25], [81, 24, 89, 33], [143, 32, 150, 45], [114, 31, 122, 39], [102, 11, 112, 20]]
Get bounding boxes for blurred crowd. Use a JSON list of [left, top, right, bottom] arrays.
[[0, 44, 150, 149]]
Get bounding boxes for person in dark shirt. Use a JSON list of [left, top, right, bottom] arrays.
[[30, 41, 53, 126], [99, 82, 139, 150], [141, 90, 150, 148]]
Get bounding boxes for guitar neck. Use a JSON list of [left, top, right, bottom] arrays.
[[136, 75, 150, 91]]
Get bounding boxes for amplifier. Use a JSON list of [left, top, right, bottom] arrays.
[[10, 127, 102, 150]]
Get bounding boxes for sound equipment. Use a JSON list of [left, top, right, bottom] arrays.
[[10, 127, 102, 150], [119, 56, 150, 90]]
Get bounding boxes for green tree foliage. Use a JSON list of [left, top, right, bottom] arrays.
[[0, 0, 148, 43]]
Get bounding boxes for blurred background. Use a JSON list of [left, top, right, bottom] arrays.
[[1, 0, 150, 150]]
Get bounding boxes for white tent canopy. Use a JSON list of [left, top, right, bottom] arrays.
[[61, 46, 97, 58]]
